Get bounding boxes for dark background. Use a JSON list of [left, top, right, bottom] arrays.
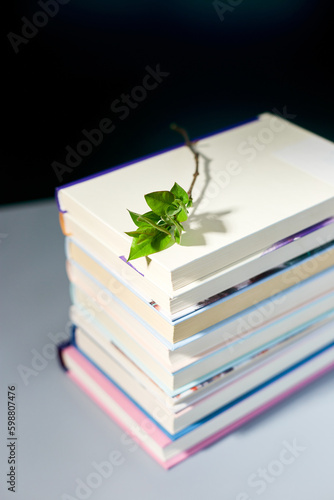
[[3, 0, 333, 206]]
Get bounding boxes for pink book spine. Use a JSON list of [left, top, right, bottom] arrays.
[[63, 345, 334, 469]]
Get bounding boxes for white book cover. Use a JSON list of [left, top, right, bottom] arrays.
[[57, 113, 334, 289]]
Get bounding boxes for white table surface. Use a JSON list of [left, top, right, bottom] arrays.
[[1, 199, 334, 500]]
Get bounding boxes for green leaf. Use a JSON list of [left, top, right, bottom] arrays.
[[128, 210, 161, 229], [166, 203, 181, 217], [137, 215, 171, 235], [170, 183, 189, 205], [126, 181, 192, 259], [141, 211, 161, 223], [125, 227, 157, 238], [144, 191, 175, 217], [127, 229, 175, 261], [165, 216, 184, 244], [127, 210, 144, 228], [174, 226, 181, 244], [175, 201, 188, 222], [173, 218, 184, 240]]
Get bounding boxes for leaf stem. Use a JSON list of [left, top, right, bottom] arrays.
[[170, 123, 200, 202]]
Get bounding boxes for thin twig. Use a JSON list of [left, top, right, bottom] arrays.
[[170, 123, 200, 201], [187, 153, 199, 200]]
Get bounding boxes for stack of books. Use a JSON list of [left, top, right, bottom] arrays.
[[57, 113, 334, 468]]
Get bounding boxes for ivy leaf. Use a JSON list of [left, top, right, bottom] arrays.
[[127, 229, 174, 260], [144, 191, 176, 217], [170, 183, 189, 205]]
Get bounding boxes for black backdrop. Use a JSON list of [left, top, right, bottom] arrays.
[[3, 0, 334, 205]]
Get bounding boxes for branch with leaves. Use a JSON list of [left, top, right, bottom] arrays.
[[125, 125, 199, 261]]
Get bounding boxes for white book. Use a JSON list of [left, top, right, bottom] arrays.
[[66, 240, 334, 343], [57, 113, 334, 292], [70, 289, 334, 393], [63, 219, 334, 316], [72, 318, 334, 434], [61, 336, 334, 466], [70, 280, 334, 376], [70, 260, 334, 367], [69, 263, 334, 366]]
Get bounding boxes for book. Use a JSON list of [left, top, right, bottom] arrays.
[[71, 298, 334, 394], [70, 267, 334, 360], [56, 112, 334, 293], [56, 112, 334, 469], [71, 313, 334, 434], [66, 240, 334, 343], [62, 214, 334, 315], [70, 283, 334, 391], [59, 336, 334, 468], [68, 264, 334, 364]]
